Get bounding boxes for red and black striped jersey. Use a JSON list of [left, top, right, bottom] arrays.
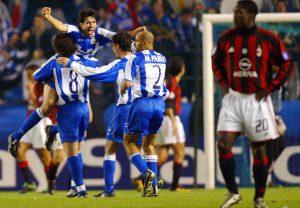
[[165, 76, 182, 115], [212, 26, 295, 94]]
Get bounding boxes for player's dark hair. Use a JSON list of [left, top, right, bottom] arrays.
[[238, 0, 258, 16], [167, 57, 185, 77], [53, 33, 77, 57], [78, 8, 96, 24], [25, 64, 40, 71], [112, 32, 132, 52], [237, 0, 258, 16]]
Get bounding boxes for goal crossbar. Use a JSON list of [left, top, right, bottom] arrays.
[[202, 13, 300, 189]]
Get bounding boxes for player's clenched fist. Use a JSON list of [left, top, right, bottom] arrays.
[[41, 7, 51, 17]]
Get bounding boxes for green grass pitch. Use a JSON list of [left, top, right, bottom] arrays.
[[0, 187, 299, 208]]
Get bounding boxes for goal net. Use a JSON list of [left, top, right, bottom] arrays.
[[202, 13, 300, 189]]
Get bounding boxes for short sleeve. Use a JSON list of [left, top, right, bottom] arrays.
[[124, 55, 137, 81], [33, 58, 54, 83], [65, 24, 80, 40], [96, 28, 116, 40]]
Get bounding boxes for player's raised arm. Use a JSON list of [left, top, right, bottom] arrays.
[[41, 7, 67, 33], [97, 26, 147, 41], [127, 26, 147, 38], [56, 57, 121, 83]]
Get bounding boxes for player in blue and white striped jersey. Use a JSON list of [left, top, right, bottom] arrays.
[[8, 34, 100, 197], [121, 31, 168, 197], [39, 8, 146, 156], [57, 32, 143, 198], [41, 7, 145, 59]]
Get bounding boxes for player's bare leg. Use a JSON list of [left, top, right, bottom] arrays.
[[48, 148, 65, 194], [37, 148, 56, 194], [251, 141, 269, 208], [157, 145, 169, 165], [40, 85, 57, 115], [217, 131, 242, 208], [17, 142, 36, 193], [170, 142, 188, 191], [124, 133, 155, 197]]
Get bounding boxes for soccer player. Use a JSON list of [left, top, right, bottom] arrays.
[[9, 34, 97, 197], [41, 7, 145, 59], [39, 7, 146, 137], [155, 57, 187, 191], [121, 31, 168, 197], [212, 1, 295, 208], [17, 64, 63, 194], [57, 32, 140, 198]]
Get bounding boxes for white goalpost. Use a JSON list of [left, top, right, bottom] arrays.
[[202, 13, 300, 189]]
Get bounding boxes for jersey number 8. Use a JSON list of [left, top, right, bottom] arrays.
[[69, 70, 78, 94]]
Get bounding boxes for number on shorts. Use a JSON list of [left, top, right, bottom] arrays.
[[69, 70, 78, 94], [153, 65, 161, 90], [255, 119, 268, 133]]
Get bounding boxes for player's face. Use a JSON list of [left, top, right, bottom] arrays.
[[234, 5, 254, 29], [112, 43, 120, 58], [80, 16, 97, 37]]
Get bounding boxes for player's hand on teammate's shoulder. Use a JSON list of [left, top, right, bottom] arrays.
[[56, 57, 70, 67], [41, 7, 51, 18], [255, 89, 270, 102]]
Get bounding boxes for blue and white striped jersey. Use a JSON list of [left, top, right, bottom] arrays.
[[65, 24, 116, 58], [69, 55, 132, 105], [125, 50, 168, 101], [33, 54, 100, 105]]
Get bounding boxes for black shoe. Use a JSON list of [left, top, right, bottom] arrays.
[[142, 170, 155, 197], [8, 134, 20, 158], [48, 180, 55, 195], [94, 191, 115, 198], [45, 125, 56, 151]]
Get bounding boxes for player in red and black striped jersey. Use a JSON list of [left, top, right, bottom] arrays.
[[16, 64, 64, 194], [156, 57, 187, 191], [212, 1, 295, 208]]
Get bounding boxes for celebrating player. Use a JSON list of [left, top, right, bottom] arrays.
[[212, 1, 295, 207], [9, 34, 99, 197], [155, 57, 187, 191], [121, 31, 168, 197], [41, 7, 145, 59], [56, 32, 140, 197], [16, 64, 63, 194], [39, 6, 146, 138]]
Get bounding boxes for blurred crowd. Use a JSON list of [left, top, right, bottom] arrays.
[[1, 0, 300, 104]]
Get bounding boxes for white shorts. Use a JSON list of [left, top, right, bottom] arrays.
[[21, 117, 63, 150], [217, 89, 279, 142], [156, 116, 186, 145]]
